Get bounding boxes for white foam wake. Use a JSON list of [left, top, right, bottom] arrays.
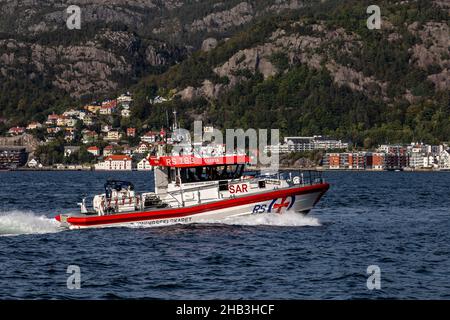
[[0, 211, 61, 236], [210, 212, 321, 227]]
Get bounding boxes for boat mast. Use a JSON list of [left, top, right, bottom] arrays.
[[173, 110, 178, 130]]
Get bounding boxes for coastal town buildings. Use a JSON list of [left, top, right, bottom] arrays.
[[4, 87, 450, 172], [8, 127, 25, 136], [325, 152, 408, 170], [27, 158, 42, 168], [372, 153, 385, 170], [82, 115, 94, 126], [141, 132, 159, 144], [95, 155, 132, 171], [324, 142, 447, 170], [84, 104, 101, 114], [82, 130, 98, 144], [100, 100, 117, 115], [135, 142, 151, 155], [117, 93, 133, 104], [439, 149, 450, 169], [87, 146, 100, 157], [0, 147, 28, 169], [265, 136, 349, 154], [137, 158, 153, 171], [103, 145, 114, 157], [26, 122, 42, 131], [105, 130, 121, 141]]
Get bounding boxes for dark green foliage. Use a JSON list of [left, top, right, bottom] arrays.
[[1, 0, 448, 149]]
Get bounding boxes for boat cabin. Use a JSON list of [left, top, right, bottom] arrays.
[[149, 155, 249, 186], [148, 155, 283, 207]]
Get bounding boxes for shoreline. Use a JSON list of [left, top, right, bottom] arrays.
[[3, 167, 449, 173]]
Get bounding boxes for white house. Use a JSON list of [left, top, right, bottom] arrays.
[[95, 155, 132, 171], [141, 132, 158, 144], [26, 122, 43, 131], [439, 150, 450, 169], [151, 96, 169, 104], [135, 142, 151, 154], [117, 93, 133, 104], [101, 125, 112, 133], [121, 109, 131, 118], [27, 158, 41, 168], [409, 151, 425, 169], [137, 158, 153, 171], [66, 118, 78, 127], [105, 130, 121, 141]]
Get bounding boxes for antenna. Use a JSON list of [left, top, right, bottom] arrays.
[[165, 109, 169, 130], [173, 110, 178, 130]]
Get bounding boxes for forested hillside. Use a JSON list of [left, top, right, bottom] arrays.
[[0, 0, 449, 146], [131, 0, 450, 146]]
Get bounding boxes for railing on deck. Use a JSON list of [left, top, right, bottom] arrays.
[[286, 170, 325, 187], [164, 170, 325, 207]]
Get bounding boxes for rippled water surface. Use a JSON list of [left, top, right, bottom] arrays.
[[1, 171, 450, 299]]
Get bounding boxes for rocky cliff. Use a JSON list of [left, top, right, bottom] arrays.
[[0, 0, 307, 105]]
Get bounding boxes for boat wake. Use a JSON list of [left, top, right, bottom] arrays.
[[211, 212, 321, 227], [0, 211, 61, 236]]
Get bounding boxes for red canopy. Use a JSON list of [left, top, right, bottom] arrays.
[[148, 155, 250, 168]]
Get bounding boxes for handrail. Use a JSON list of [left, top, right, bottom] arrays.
[[165, 170, 324, 197], [166, 192, 184, 207]]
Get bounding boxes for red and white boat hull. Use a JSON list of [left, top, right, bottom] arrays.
[[55, 183, 329, 230]]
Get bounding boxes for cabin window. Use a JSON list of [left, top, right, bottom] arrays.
[[168, 168, 177, 183], [176, 164, 245, 183]]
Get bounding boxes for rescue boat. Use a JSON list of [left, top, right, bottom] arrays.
[[55, 154, 329, 229]]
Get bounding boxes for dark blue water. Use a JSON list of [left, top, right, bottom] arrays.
[[1, 171, 450, 299]]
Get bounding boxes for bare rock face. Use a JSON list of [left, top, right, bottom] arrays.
[[200, 80, 224, 99], [145, 46, 166, 66], [410, 22, 450, 69], [177, 86, 198, 101], [179, 20, 412, 102], [214, 45, 278, 80], [0, 134, 40, 152], [177, 80, 224, 101], [190, 2, 255, 33], [428, 69, 450, 92], [0, 39, 130, 97], [210, 23, 385, 99], [0, 0, 309, 102], [266, 0, 304, 12], [0, 29, 184, 97], [326, 62, 388, 99], [408, 22, 450, 91], [201, 38, 219, 52], [433, 0, 450, 13]]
